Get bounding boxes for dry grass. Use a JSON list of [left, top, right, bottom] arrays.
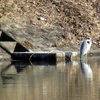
[[0, 0, 100, 47]]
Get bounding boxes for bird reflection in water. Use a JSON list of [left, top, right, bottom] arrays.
[[80, 60, 93, 83]]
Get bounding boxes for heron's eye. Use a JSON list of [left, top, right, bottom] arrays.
[[87, 41, 90, 44]]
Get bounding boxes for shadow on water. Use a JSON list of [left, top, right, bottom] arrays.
[[11, 59, 57, 73], [11, 59, 72, 73], [0, 59, 72, 85], [1, 57, 100, 100]]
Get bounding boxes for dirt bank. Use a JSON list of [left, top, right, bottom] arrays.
[[0, 0, 100, 58]]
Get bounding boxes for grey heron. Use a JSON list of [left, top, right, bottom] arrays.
[[80, 38, 92, 58]]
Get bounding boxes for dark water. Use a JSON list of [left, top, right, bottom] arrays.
[[0, 57, 100, 100]]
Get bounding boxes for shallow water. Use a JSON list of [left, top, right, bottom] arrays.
[[0, 57, 100, 100]]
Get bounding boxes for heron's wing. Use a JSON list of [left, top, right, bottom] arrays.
[[80, 41, 88, 57]]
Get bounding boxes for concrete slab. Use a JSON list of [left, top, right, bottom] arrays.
[[0, 42, 16, 54]]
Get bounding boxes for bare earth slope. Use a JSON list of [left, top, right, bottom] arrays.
[[0, 0, 100, 58]]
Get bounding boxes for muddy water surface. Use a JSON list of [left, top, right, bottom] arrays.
[[0, 57, 100, 100]]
